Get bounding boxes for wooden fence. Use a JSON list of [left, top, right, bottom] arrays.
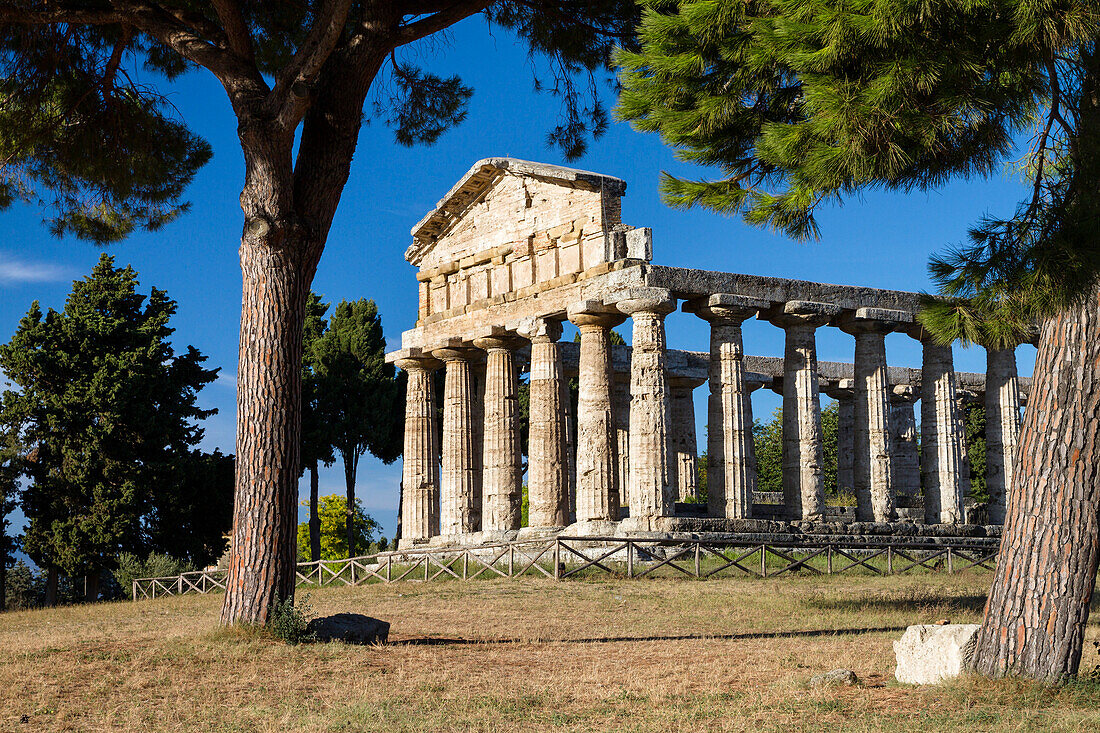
[[132, 535, 999, 600]]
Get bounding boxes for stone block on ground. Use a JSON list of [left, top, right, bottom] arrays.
[[307, 613, 390, 645], [893, 623, 979, 684], [809, 669, 859, 687]]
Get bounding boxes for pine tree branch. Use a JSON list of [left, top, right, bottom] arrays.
[[395, 0, 492, 46], [268, 0, 355, 130], [0, 2, 120, 25], [507, 0, 637, 41], [210, 0, 254, 62]]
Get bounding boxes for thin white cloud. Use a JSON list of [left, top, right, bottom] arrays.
[[215, 372, 237, 389], [0, 252, 73, 284]]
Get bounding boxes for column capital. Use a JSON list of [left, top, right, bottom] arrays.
[[515, 317, 563, 344], [684, 293, 770, 324], [890, 384, 919, 404], [761, 300, 842, 329], [668, 374, 706, 391], [472, 326, 522, 352], [567, 299, 626, 329], [387, 347, 442, 372], [821, 378, 855, 401], [429, 337, 477, 362], [836, 307, 913, 335], [612, 287, 676, 317], [902, 321, 950, 344]]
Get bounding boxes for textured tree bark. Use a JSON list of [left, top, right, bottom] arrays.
[[344, 452, 360, 557], [973, 288, 1100, 681], [84, 572, 99, 604], [45, 566, 57, 608], [309, 465, 321, 563], [221, 226, 310, 625]]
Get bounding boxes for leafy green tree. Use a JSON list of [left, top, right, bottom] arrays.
[[964, 402, 989, 503], [753, 403, 839, 499], [296, 494, 380, 561], [0, 0, 638, 627], [312, 299, 403, 558], [617, 0, 1100, 680], [301, 292, 334, 563], [112, 551, 196, 600], [0, 434, 20, 611], [144, 449, 235, 567], [0, 254, 220, 603]]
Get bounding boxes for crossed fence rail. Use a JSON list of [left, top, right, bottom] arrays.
[[131, 535, 1000, 600]]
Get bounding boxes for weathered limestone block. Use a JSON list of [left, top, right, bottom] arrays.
[[910, 335, 969, 524], [668, 375, 704, 501], [617, 288, 677, 524], [985, 347, 1021, 525], [839, 308, 912, 523], [568, 300, 626, 523], [431, 342, 480, 535], [763, 301, 842, 520], [474, 330, 522, 533], [524, 319, 570, 527], [686, 293, 769, 518], [393, 351, 441, 543], [894, 624, 979, 685]]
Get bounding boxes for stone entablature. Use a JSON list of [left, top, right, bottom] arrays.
[[388, 158, 1032, 549]]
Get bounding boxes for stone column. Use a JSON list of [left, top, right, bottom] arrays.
[[763, 301, 841, 521], [909, 333, 969, 524], [524, 319, 569, 528], [612, 373, 632, 510], [889, 385, 921, 510], [618, 288, 677, 527], [567, 300, 626, 524], [474, 329, 522, 535], [838, 307, 910, 523], [393, 350, 441, 545], [686, 293, 768, 518], [668, 376, 705, 502], [822, 379, 855, 497], [985, 346, 1022, 525], [431, 341, 480, 536]]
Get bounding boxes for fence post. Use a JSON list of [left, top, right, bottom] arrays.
[[386, 554, 392, 583], [827, 546, 833, 574], [627, 540, 634, 578], [508, 545, 514, 578], [887, 546, 894, 575], [947, 547, 954, 574], [694, 542, 701, 578], [760, 545, 768, 578], [554, 539, 561, 580]]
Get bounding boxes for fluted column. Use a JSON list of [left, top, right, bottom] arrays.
[[394, 351, 441, 545], [985, 346, 1022, 524], [612, 373, 632, 509], [524, 319, 569, 528], [668, 376, 704, 501], [764, 301, 841, 520], [822, 379, 855, 497], [839, 308, 910, 523], [474, 330, 522, 534], [909, 332, 969, 524], [567, 301, 625, 523], [687, 293, 768, 518], [618, 288, 677, 525], [889, 385, 921, 507], [431, 342, 480, 536]]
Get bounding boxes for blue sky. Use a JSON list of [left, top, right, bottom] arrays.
[[0, 15, 1035, 540]]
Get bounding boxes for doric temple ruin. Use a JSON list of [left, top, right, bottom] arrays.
[[385, 158, 1031, 550]]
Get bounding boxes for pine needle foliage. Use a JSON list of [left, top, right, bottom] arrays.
[[617, 0, 1100, 344]]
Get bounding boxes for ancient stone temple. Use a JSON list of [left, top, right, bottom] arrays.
[[386, 158, 1030, 549]]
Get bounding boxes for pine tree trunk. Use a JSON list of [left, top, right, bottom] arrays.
[[220, 200, 311, 625], [0, 558, 6, 612], [84, 572, 99, 604], [44, 566, 57, 607], [309, 465, 321, 563], [344, 454, 357, 557], [973, 287, 1100, 680]]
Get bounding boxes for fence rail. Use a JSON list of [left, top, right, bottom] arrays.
[[132, 535, 1000, 600]]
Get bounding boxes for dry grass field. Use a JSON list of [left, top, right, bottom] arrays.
[[2, 570, 1100, 732]]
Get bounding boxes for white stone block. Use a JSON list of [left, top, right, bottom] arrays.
[[893, 624, 979, 685]]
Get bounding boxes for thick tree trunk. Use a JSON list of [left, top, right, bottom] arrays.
[[973, 288, 1100, 680], [0, 558, 6, 612], [309, 465, 321, 563], [221, 223, 311, 626]]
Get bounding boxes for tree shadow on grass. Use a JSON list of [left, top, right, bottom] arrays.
[[806, 593, 990, 616], [389, 626, 909, 647]]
